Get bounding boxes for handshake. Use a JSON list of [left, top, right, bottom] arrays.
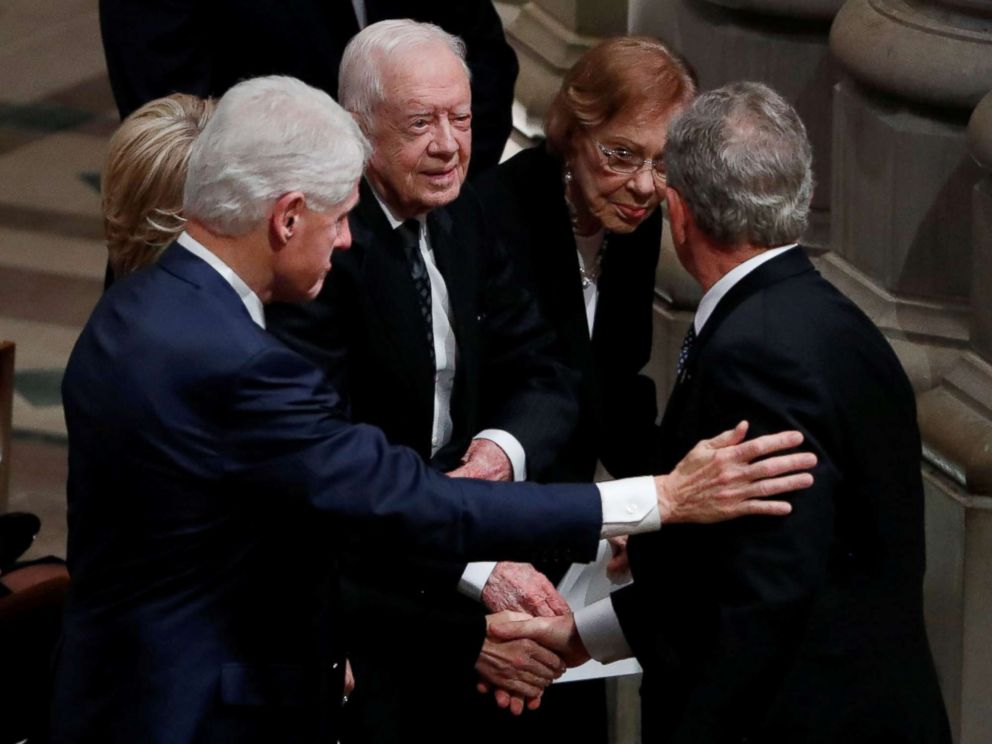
[[475, 563, 588, 716], [470, 422, 818, 714]]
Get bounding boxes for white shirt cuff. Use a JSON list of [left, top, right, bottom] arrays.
[[596, 476, 661, 538], [574, 596, 633, 663], [458, 561, 497, 601], [474, 429, 527, 482]]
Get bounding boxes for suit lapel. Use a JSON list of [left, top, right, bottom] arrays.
[[660, 247, 816, 444], [352, 182, 436, 392]]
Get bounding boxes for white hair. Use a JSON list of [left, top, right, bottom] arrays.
[[338, 19, 470, 127], [183, 75, 371, 235]]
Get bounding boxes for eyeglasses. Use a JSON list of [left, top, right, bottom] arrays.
[[596, 142, 667, 184]]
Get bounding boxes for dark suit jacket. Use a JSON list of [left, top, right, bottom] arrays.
[[51, 243, 600, 744], [265, 180, 580, 741], [98, 0, 517, 175], [613, 248, 950, 743], [476, 144, 663, 483]]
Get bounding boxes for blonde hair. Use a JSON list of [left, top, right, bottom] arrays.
[[102, 94, 215, 278], [545, 36, 696, 158]]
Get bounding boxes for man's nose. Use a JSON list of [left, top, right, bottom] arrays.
[[429, 119, 458, 157]]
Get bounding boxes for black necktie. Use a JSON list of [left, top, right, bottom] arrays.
[[398, 219, 435, 367], [676, 325, 696, 378]]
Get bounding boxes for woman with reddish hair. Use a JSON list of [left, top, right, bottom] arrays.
[[479, 36, 695, 484]]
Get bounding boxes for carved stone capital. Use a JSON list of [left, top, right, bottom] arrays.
[[830, 0, 992, 111], [917, 353, 992, 494]]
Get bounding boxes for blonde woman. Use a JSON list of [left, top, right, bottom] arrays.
[[102, 93, 214, 279]]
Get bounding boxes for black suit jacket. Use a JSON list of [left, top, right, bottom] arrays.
[[613, 248, 950, 743], [51, 243, 601, 744], [265, 181, 579, 740], [476, 144, 663, 482], [98, 0, 517, 175]]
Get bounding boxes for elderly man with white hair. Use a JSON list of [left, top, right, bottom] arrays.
[[265, 19, 592, 743], [50, 73, 816, 744]]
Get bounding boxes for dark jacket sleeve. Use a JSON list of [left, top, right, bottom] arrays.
[[459, 187, 581, 478], [225, 343, 601, 564]]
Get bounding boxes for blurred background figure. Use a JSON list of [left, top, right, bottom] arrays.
[[98, 0, 517, 178], [102, 93, 214, 279]]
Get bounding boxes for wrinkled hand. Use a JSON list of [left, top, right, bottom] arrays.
[[606, 536, 630, 583], [654, 421, 816, 524], [476, 611, 567, 715], [490, 613, 590, 669], [482, 562, 570, 617], [344, 659, 355, 697], [446, 439, 513, 481]]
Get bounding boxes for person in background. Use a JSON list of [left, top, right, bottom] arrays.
[[98, 0, 516, 177], [474, 35, 696, 740], [102, 93, 214, 278], [478, 36, 695, 485]]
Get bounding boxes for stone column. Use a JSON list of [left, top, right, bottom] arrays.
[[913, 90, 992, 744], [633, 1, 844, 399], [505, 0, 628, 133], [831, 4, 992, 741], [641, 0, 844, 250]]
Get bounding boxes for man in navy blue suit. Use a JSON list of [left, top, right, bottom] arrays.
[[50, 76, 815, 744]]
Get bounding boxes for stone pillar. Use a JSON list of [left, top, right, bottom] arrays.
[[506, 0, 628, 133], [912, 90, 992, 744], [639, 0, 844, 250], [831, 3, 992, 740], [634, 0, 844, 396]]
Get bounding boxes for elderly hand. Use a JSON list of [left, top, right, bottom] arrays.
[[654, 421, 816, 524], [344, 659, 355, 697], [446, 439, 513, 481], [476, 611, 567, 715], [481, 562, 570, 617]]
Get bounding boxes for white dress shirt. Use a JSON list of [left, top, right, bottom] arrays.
[[178, 232, 265, 328], [573, 243, 800, 663]]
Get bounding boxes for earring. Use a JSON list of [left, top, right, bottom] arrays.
[[564, 167, 574, 184]]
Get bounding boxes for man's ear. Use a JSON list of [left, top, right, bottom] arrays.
[[665, 186, 688, 247], [269, 192, 307, 248]]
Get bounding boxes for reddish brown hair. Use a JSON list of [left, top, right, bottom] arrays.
[[545, 36, 696, 157]]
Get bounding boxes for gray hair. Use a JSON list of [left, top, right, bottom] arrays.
[[664, 81, 814, 246], [183, 75, 371, 235], [338, 19, 469, 128]]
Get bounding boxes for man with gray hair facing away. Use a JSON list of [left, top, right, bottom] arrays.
[[495, 82, 951, 743], [50, 73, 815, 744]]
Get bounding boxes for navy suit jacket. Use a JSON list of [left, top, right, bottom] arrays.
[[51, 243, 600, 744], [615, 249, 950, 743]]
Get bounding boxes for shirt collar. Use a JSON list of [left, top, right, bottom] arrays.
[[370, 186, 426, 237], [694, 244, 798, 334], [176, 231, 266, 329]]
